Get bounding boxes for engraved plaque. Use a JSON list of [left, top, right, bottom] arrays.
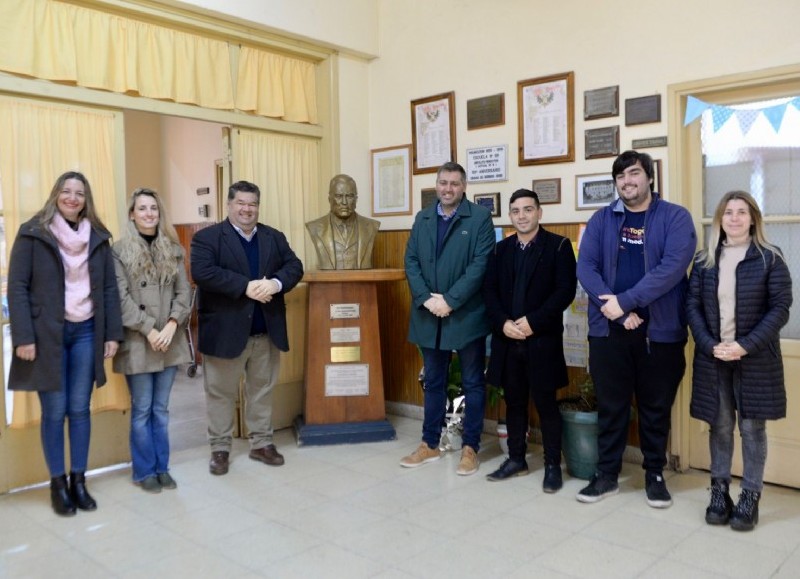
[[331, 346, 361, 362], [330, 327, 361, 343], [330, 303, 360, 319], [631, 136, 667, 149], [584, 85, 619, 120], [325, 364, 369, 396]]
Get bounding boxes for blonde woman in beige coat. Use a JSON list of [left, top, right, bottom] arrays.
[[113, 188, 191, 493]]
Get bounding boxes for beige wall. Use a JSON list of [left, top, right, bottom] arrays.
[[160, 116, 225, 225], [169, 0, 379, 57], [368, 0, 800, 229], [124, 110, 163, 201], [172, 0, 800, 232]]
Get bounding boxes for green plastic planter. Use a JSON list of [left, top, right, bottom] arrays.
[[560, 409, 598, 480]]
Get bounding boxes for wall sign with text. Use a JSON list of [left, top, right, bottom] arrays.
[[466, 145, 507, 183]]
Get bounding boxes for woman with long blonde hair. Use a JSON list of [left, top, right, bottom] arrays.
[[687, 190, 792, 531], [113, 188, 191, 493]]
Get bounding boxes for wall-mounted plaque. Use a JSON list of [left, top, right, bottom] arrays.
[[625, 95, 661, 126], [631, 136, 668, 149], [584, 85, 619, 120], [330, 327, 361, 343], [585, 126, 620, 159], [330, 304, 360, 319], [466, 145, 507, 183], [325, 364, 369, 397], [531, 178, 561, 205], [331, 346, 361, 363], [421, 187, 437, 209], [467, 93, 505, 130]]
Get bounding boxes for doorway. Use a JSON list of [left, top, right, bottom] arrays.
[[670, 65, 800, 487]]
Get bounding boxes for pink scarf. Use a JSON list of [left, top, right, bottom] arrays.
[[49, 213, 93, 322]]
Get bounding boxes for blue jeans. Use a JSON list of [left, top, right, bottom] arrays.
[[421, 337, 486, 451], [126, 366, 178, 482], [709, 362, 767, 492], [38, 319, 95, 476]]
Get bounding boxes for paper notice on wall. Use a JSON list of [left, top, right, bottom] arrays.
[[564, 283, 589, 367]]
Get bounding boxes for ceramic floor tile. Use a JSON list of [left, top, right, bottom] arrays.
[[215, 520, 323, 570], [274, 500, 385, 540], [288, 465, 384, 499], [460, 512, 574, 561], [3, 544, 114, 578], [69, 522, 195, 573], [329, 517, 440, 566], [157, 499, 265, 546], [4, 413, 800, 579], [771, 546, 800, 578], [341, 479, 439, 516], [667, 527, 788, 578], [119, 543, 252, 578], [644, 557, 734, 578], [395, 535, 526, 578], [535, 533, 658, 578], [262, 543, 385, 579], [581, 509, 692, 556]]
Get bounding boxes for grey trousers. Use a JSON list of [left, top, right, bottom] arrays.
[[709, 361, 767, 492], [203, 335, 281, 452]]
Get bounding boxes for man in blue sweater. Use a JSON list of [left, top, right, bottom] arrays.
[[576, 151, 696, 507]]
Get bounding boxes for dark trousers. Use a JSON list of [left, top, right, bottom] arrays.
[[589, 326, 686, 477], [503, 343, 562, 465]]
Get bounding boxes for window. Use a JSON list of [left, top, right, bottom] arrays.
[[701, 96, 800, 338]]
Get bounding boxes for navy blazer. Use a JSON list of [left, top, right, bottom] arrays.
[[483, 227, 577, 391], [190, 219, 303, 358]]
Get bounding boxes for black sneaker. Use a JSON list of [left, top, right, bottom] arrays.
[[576, 473, 619, 503], [486, 458, 529, 481], [645, 471, 672, 508]]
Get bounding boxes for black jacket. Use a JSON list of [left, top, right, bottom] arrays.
[[190, 219, 303, 358], [8, 218, 123, 392], [483, 228, 577, 391], [687, 244, 792, 421]]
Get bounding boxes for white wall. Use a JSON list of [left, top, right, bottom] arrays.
[[160, 116, 225, 224]]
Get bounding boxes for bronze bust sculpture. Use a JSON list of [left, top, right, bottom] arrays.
[[306, 174, 380, 270]]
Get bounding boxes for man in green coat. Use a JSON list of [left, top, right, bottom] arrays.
[[401, 162, 495, 475]]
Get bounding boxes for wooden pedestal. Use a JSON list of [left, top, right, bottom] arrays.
[[295, 268, 405, 446]]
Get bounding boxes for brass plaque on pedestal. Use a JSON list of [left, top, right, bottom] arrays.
[[330, 303, 360, 319], [331, 346, 361, 362]]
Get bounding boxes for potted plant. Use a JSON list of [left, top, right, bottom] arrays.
[[559, 374, 599, 480]]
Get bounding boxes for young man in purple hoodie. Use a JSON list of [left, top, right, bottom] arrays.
[[576, 150, 696, 508]]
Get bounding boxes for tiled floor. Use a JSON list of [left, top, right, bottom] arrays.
[[2, 371, 800, 578]]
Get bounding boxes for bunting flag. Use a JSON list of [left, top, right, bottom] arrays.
[[683, 95, 800, 135]]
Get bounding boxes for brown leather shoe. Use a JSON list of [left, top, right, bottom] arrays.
[[209, 451, 229, 475], [249, 444, 285, 466]]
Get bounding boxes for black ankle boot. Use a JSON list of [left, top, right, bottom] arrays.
[[705, 478, 733, 525], [730, 489, 760, 531], [50, 475, 76, 516], [69, 471, 97, 511]]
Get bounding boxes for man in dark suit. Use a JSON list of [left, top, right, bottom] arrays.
[[191, 181, 303, 475], [483, 188, 577, 492]]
